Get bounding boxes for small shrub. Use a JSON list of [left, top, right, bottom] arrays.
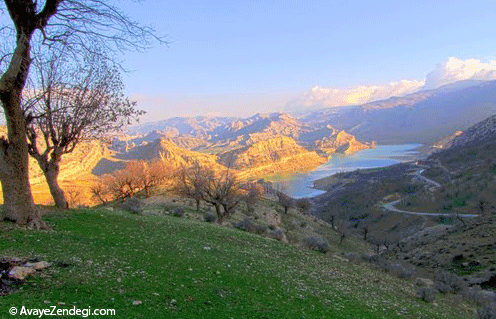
[[463, 288, 496, 306], [300, 222, 307, 228], [235, 218, 267, 234], [268, 224, 276, 231], [286, 235, 299, 244], [252, 224, 268, 235], [204, 212, 216, 223], [236, 218, 254, 232], [345, 253, 362, 264], [361, 253, 380, 263], [172, 207, 185, 217], [477, 302, 496, 319], [416, 287, 437, 302], [434, 270, 465, 294], [268, 229, 286, 241], [303, 236, 329, 254], [122, 197, 142, 214]]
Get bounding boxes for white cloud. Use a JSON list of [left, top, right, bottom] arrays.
[[286, 79, 425, 111], [287, 57, 496, 111], [424, 57, 496, 89]]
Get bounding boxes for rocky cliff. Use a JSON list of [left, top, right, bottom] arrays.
[[116, 138, 218, 168], [219, 136, 327, 177], [315, 130, 375, 156]]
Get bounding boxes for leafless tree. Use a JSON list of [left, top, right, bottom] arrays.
[[90, 175, 113, 205], [202, 167, 242, 224], [276, 191, 294, 214], [0, 0, 163, 228], [175, 162, 207, 211], [25, 50, 143, 208], [128, 160, 169, 198], [295, 197, 312, 214], [65, 187, 82, 208], [175, 162, 242, 224], [361, 225, 369, 241], [244, 183, 264, 213]]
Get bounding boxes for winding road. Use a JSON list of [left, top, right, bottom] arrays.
[[382, 166, 478, 218]]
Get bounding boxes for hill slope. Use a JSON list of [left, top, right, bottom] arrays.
[[0, 208, 476, 318]]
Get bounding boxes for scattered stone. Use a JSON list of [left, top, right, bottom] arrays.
[[25, 261, 51, 271], [132, 300, 142, 306], [170, 299, 177, 306], [203, 246, 211, 251], [152, 293, 160, 296], [9, 266, 36, 280], [44, 301, 51, 304], [58, 302, 66, 305]]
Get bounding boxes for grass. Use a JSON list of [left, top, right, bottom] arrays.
[[0, 208, 477, 318]]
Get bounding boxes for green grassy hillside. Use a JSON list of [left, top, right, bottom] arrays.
[[0, 208, 477, 318]]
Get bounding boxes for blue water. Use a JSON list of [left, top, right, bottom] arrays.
[[271, 144, 422, 198]]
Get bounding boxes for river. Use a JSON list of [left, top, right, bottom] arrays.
[[270, 144, 422, 198]]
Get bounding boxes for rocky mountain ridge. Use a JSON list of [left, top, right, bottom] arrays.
[[297, 80, 496, 144]]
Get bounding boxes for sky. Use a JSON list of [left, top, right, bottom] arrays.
[[34, 1, 496, 121]]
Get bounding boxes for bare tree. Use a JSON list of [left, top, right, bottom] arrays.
[[276, 191, 294, 214], [175, 162, 242, 224], [91, 175, 113, 205], [175, 162, 207, 211], [295, 197, 312, 214], [244, 183, 264, 213], [25, 51, 143, 208], [0, 1, 162, 227], [66, 187, 82, 208], [202, 167, 242, 224], [128, 160, 168, 198]]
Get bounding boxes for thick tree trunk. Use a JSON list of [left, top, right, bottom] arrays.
[[0, 91, 47, 228], [44, 163, 68, 209], [195, 198, 200, 211], [214, 203, 223, 224]]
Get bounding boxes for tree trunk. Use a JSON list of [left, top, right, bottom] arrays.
[[214, 203, 222, 224], [195, 198, 200, 211], [44, 162, 68, 209], [0, 91, 47, 228]]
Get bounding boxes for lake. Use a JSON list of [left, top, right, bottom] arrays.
[[271, 144, 422, 198]]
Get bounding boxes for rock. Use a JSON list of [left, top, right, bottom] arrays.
[[132, 301, 142, 306], [9, 266, 36, 280], [25, 261, 51, 271]]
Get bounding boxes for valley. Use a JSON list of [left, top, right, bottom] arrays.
[[2, 79, 496, 318]]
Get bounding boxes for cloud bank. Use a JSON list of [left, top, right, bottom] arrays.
[[424, 57, 496, 89], [287, 57, 496, 111]]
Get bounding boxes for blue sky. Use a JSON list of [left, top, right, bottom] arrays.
[[117, 1, 496, 120]]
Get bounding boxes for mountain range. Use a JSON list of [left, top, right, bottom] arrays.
[[297, 80, 496, 144]]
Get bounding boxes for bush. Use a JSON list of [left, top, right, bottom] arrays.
[[303, 236, 329, 254], [172, 207, 185, 217], [204, 212, 216, 223], [366, 256, 415, 279], [463, 288, 496, 306], [416, 287, 438, 302], [477, 302, 496, 319], [235, 218, 267, 235], [268, 229, 286, 241], [122, 197, 142, 214], [345, 253, 362, 264], [434, 270, 465, 294]]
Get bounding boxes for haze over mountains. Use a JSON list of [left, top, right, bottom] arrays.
[[133, 79, 496, 146]]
